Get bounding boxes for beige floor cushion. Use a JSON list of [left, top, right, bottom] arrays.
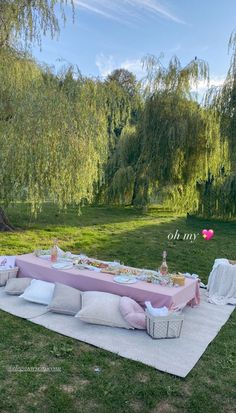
[[5, 277, 32, 295], [48, 283, 82, 315], [76, 291, 133, 329], [0, 271, 11, 287]]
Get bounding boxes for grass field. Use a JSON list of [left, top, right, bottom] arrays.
[[0, 204, 235, 413]]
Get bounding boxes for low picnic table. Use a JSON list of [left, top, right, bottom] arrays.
[[16, 254, 200, 309]]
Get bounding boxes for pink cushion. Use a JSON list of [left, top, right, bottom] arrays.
[[119, 296, 146, 330]]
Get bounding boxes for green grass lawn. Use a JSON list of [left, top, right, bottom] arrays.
[[0, 204, 235, 413]]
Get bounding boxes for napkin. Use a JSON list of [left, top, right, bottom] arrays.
[[145, 301, 169, 317], [183, 273, 199, 279]]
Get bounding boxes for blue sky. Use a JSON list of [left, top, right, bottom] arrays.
[[32, 0, 236, 90]]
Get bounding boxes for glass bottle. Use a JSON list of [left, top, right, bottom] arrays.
[[51, 239, 58, 263], [159, 251, 168, 276]]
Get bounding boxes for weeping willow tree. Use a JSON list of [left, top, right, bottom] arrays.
[[104, 124, 141, 205], [0, 0, 74, 49], [1, 0, 235, 227], [0, 1, 139, 229], [197, 30, 236, 218], [105, 55, 226, 212], [104, 69, 141, 151], [0, 1, 108, 230], [0, 1, 80, 230], [95, 69, 141, 203], [0, 53, 110, 221]]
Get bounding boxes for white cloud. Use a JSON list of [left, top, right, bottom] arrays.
[[74, 0, 185, 25], [120, 59, 145, 77], [75, 1, 125, 24], [191, 75, 225, 93], [209, 76, 226, 88], [95, 54, 146, 78], [95, 54, 226, 99], [95, 54, 116, 78], [130, 0, 185, 24]]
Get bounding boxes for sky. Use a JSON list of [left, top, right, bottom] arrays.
[[32, 0, 236, 91]]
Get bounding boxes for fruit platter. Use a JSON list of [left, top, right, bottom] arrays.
[[101, 265, 142, 276], [73, 256, 113, 271]]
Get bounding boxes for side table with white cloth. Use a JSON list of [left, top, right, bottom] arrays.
[[207, 258, 236, 305]]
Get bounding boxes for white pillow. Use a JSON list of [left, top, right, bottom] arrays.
[[75, 291, 133, 329], [20, 279, 55, 305]]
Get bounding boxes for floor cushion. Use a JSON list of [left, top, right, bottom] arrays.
[[119, 296, 146, 330], [20, 279, 55, 305], [0, 271, 12, 287], [75, 291, 133, 329], [48, 283, 82, 315], [5, 277, 32, 295]]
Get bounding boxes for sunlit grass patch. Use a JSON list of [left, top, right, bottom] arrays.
[[0, 204, 235, 413]]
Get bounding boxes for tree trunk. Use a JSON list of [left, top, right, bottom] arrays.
[[0, 207, 15, 231]]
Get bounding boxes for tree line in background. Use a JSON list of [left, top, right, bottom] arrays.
[[0, 1, 236, 226]]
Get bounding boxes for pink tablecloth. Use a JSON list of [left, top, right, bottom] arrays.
[[16, 254, 200, 309]]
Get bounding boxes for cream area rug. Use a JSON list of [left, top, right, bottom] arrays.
[[0, 288, 234, 377]]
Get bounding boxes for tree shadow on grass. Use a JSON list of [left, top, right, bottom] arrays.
[[3, 205, 236, 282], [72, 217, 236, 283], [6, 204, 151, 229]]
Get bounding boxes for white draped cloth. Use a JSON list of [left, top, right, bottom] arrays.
[[207, 259, 236, 305], [0, 256, 16, 270]]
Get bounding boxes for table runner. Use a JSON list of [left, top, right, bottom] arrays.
[[16, 254, 200, 309]]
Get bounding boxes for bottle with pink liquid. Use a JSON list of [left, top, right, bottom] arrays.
[[51, 239, 58, 263], [159, 251, 168, 276]]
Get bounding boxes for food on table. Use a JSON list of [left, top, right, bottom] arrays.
[[86, 260, 109, 269], [55, 252, 185, 288], [102, 266, 142, 276], [74, 257, 109, 269], [34, 249, 51, 257], [102, 267, 122, 275], [119, 267, 141, 276], [143, 270, 159, 278]]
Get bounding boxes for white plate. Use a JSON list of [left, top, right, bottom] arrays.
[[58, 257, 73, 262], [38, 255, 51, 260], [113, 275, 138, 284], [75, 264, 101, 272], [52, 262, 73, 270]]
